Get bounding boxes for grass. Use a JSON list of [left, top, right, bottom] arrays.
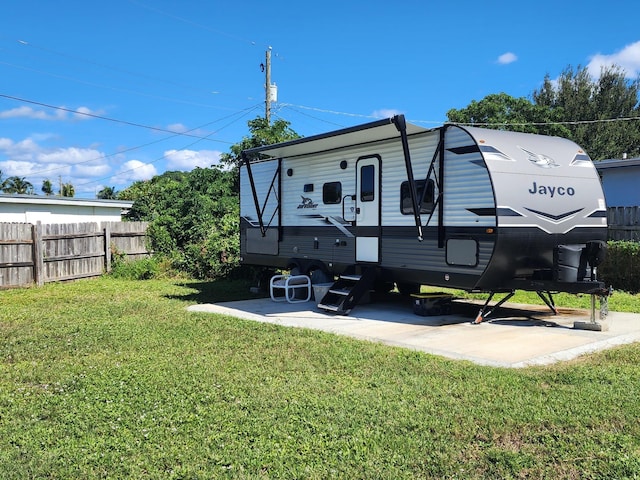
[[1, 277, 640, 478]]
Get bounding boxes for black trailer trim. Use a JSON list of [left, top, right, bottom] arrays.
[[437, 127, 446, 248], [524, 207, 583, 221], [241, 151, 266, 236], [588, 210, 607, 218], [393, 115, 423, 241]]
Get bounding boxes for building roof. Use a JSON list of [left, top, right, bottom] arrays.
[[594, 157, 640, 171], [0, 194, 132, 208]]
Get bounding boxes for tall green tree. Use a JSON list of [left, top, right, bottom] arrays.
[[3, 176, 34, 194], [447, 65, 640, 160], [42, 179, 54, 196], [533, 65, 640, 160], [446, 92, 570, 137], [220, 117, 300, 170]]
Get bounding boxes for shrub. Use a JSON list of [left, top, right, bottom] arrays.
[[110, 256, 162, 280], [599, 241, 640, 293]]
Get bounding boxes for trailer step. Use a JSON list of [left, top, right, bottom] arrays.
[[329, 288, 351, 296], [316, 266, 375, 315], [317, 303, 340, 312], [340, 274, 361, 281]]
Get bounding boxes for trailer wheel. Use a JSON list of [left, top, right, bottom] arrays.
[[374, 280, 394, 294], [396, 282, 420, 296], [308, 268, 332, 285]]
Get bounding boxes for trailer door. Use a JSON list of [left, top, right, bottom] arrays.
[[355, 155, 381, 263]]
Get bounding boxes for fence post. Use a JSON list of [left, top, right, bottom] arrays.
[[104, 222, 112, 273], [32, 221, 44, 286]]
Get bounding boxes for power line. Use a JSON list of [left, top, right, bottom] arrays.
[[0, 60, 236, 111], [75, 104, 263, 188], [281, 102, 640, 128], [12, 38, 216, 97], [19, 104, 262, 180], [128, 0, 262, 48], [447, 116, 640, 127], [0, 93, 239, 142]]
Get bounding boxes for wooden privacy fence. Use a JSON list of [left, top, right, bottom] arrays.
[[0, 221, 149, 289], [607, 206, 640, 241]]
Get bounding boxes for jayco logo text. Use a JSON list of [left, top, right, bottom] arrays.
[[528, 181, 575, 198]]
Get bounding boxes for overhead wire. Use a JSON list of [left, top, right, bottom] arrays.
[[0, 60, 239, 111], [127, 0, 261, 48], [2, 96, 262, 180], [74, 104, 263, 188], [0, 93, 239, 142], [12, 37, 219, 97]]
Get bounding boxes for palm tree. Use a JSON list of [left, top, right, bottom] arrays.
[[4, 176, 34, 194], [60, 182, 75, 197], [42, 179, 54, 196], [97, 186, 117, 199]]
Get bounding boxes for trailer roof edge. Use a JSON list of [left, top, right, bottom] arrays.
[[242, 115, 431, 160]]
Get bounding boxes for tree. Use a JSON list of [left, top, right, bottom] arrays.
[[533, 65, 640, 160], [446, 92, 570, 138], [220, 116, 300, 169], [97, 186, 117, 199], [3, 176, 34, 194], [60, 182, 75, 197], [119, 116, 301, 279], [42, 179, 54, 196], [447, 66, 640, 160], [121, 168, 239, 279]]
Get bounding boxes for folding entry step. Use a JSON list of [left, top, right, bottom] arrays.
[[317, 266, 376, 315]]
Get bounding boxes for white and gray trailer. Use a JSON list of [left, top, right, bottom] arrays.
[[240, 115, 608, 318]]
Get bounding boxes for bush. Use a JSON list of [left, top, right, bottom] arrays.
[[110, 256, 162, 280], [599, 241, 640, 293]]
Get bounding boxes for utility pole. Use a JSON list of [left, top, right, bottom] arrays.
[[265, 47, 272, 124]]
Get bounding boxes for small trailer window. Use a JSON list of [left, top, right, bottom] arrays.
[[360, 165, 375, 202], [400, 179, 435, 214], [323, 182, 342, 204]]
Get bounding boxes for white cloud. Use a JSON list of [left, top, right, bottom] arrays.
[[0, 137, 109, 189], [0, 137, 42, 161], [371, 109, 403, 119], [74, 163, 111, 176], [167, 123, 188, 133], [113, 159, 158, 183], [0, 105, 101, 121], [73, 106, 101, 120], [587, 40, 640, 78], [0, 159, 42, 176], [0, 105, 69, 120], [165, 149, 222, 170], [497, 52, 518, 65], [38, 147, 104, 165]]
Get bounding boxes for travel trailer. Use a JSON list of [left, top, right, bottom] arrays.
[[240, 115, 608, 318]]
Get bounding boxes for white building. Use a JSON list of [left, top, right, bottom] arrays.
[[0, 194, 133, 224]]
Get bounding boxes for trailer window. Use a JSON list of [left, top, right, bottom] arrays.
[[401, 179, 434, 214], [360, 165, 375, 202], [323, 182, 342, 204]]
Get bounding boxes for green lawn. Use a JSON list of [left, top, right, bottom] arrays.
[[1, 278, 639, 479]]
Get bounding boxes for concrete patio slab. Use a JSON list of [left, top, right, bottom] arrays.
[[187, 295, 640, 368]]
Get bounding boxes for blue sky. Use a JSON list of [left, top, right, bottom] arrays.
[[1, 0, 640, 198]]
